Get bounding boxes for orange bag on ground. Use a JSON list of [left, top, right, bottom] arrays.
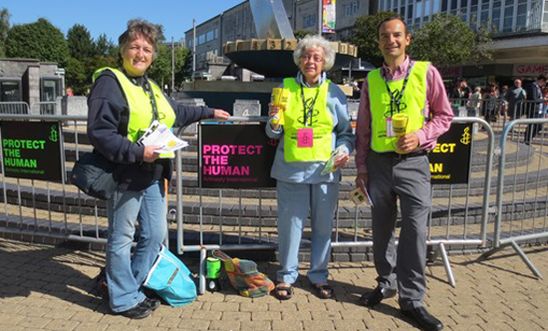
[[212, 250, 275, 298]]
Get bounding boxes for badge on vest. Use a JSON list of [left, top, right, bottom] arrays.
[[386, 117, 394, 137], [297, 128, 314, 147]]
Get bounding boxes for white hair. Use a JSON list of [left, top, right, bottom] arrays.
[[293, 35, 336, 71]]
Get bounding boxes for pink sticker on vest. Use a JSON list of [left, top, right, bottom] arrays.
[[297, 128, 314, 147]]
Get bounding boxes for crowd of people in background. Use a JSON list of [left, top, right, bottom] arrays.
[[449, 75, 547, 120], [448, 75, 547, 141]]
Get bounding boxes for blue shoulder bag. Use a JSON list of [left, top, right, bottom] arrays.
[[143, 245, 197, 307]]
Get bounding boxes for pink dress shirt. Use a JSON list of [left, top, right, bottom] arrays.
[[355, 57, 454, 175]]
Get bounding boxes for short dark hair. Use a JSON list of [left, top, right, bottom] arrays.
[[377, 15, 409, 36], [537, 74, 547, 82]]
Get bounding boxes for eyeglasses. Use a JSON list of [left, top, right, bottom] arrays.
[[300, 54, 324, 63]]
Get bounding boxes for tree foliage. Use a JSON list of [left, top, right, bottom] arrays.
[[148, 43, 190, 91], [5, 18, 69, 65], [67, 24, 95, 58], [0, 8, 10, 57], [350, 13, 493, 68], [409, 14, 492, 67], [350, 11, 397, 67]]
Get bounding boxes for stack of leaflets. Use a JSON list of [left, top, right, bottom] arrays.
[[137, 120, 189, 153]]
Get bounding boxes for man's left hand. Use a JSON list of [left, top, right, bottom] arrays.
[[396, 133, 420, 153]]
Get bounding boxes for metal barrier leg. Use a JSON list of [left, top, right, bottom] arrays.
[[510, 241, 543, 279], [438, 243, 456, 287], [199, 247, 207, 295], [478, 241, 543, 280], [477, 245, 506, 261]]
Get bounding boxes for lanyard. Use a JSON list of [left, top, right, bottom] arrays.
[[125, 71, 159, 123], [383, 63, 414, 117], [300, 83, 320, 127], [143, 79, 159, 123]]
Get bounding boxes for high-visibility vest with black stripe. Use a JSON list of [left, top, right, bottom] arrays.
[[368, 61, 429, 152], [93, 67, 176, 157], [282, 77, 333, 162]]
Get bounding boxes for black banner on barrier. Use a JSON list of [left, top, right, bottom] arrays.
[[1, 121, 63, 181], [428, 123, 473, 184], [199, 123, 278, 188]]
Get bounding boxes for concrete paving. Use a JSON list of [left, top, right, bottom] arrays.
[[0, 237, 546, 331]]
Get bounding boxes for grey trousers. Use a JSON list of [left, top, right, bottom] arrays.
[[366, 151, 432, 309]]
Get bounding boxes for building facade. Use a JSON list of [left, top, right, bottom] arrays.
[[0, 58, 65, 113], [184, 0, 369, 77], [185, 0, 547, 83]]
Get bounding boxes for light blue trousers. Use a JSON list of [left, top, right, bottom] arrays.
[[276, 180, 339, 285], [106, 181, 167, 312]]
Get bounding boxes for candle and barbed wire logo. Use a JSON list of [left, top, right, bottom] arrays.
[[49, 125, 58, 143], [460, 126, 471, 145]]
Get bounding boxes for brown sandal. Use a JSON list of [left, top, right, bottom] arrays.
[[273, 283, 294, 300], [312, 283, 334, 299]]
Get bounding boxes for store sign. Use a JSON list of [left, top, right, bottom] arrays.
[[513, 64, 548, 77], [199, 123, 277, 188], [428, 123, 473, 184], [1, 121, 63, 181]]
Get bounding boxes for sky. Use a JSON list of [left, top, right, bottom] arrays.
[[2, 0, 244, 42]]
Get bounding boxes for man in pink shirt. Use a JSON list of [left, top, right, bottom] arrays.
[[354, 15, 453, 331]]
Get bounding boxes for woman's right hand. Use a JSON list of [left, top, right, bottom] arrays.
[[143, 145, 160, 163], [268, 103, 281, 130]]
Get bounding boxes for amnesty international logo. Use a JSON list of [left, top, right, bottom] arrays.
[[49, 125, 58, 143], [460, 126, 471, 145]]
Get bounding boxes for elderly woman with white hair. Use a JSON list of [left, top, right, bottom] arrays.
[[266, 35, 355, 300]]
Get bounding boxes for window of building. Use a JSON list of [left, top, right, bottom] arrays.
[[516, 0, 528, 30], [0, 80, 21, 102], [303, 14, 316, 28], [492, 0, 502, 31], [343, 0, 360, 17], [206, 30, 215, 42], [503, 2, 514, 32]]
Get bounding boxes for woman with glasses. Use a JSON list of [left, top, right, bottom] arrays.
[[266, 35, 354, 301]]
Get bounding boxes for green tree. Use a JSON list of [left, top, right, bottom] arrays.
[[67, 24, 94, 58], [5, 18, 69, 65], [94, 33, 116, 56], [0, 8, 10, 57], [147, 42, 190, 91], [409, 14, 492, 67], [65, 57, 88, 95], [294, 30, 311, 40], [350, 11, 397, 67]]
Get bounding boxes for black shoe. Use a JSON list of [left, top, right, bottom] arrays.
[[142, 297, 161, 311], [117, 303, 153, 319], [401, 306, 443, 331], [359, 286, 397, 307]]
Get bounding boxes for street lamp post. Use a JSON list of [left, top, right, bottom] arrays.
[[171, 36, 175, 94]]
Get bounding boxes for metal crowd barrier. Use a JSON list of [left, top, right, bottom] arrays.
[[479, 116, 548, 279], [0, 101, 30, 114], [0, 109, 545, 293]]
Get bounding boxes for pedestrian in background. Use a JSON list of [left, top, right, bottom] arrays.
[[506, 78, 527, 120], [524, 74, 546, 145]]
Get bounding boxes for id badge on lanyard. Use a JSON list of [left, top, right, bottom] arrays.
[[297, 84, 320, 148]]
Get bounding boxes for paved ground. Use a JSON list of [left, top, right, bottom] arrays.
[[0, 237, 546, 331]]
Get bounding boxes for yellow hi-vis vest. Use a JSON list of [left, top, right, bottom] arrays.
[[93, 67, 176, 158], [282, 77, 333, 162], [368, 61, 429, 152]]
